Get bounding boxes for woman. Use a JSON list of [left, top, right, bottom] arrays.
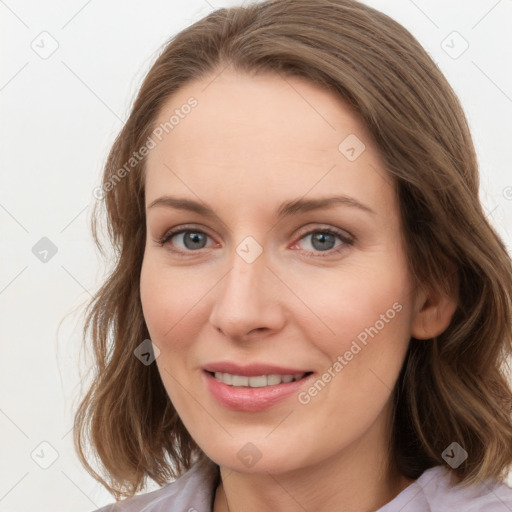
[[75, 0, 512, 510]]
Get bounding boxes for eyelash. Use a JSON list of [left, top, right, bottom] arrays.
[[153, 225, 354, 258]]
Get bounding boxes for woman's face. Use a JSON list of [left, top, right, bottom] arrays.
[[140, 69, 421, 474]]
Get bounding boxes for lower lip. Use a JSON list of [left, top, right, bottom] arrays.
[[203, 371, 314, 412]]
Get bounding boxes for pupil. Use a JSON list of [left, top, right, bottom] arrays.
[[184, 232, 206, 249], [312, 233, 335, 251]]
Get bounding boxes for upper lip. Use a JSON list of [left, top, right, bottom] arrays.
[[203, 362, 312, 377]]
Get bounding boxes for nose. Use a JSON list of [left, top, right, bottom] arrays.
[[208, 246, 286, 342]]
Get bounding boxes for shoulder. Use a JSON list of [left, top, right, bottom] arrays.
[[91, 457, 220, 512], [379, 465, 512, 511]]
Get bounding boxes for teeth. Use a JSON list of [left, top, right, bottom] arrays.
[[213, 372, 306, 387], [232, 375, 249, 386], [267, 374, 282, 386]]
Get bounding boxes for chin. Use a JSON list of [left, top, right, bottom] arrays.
[[200, 437, 310, 475]]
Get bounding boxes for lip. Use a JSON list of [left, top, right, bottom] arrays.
[[203, 369, 315, 412], [202, 362, 311, 377]]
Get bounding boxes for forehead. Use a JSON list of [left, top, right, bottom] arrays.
[[144, 69, 393, 216]]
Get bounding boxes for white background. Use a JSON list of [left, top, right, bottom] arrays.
[[1, 1, 511, 511]]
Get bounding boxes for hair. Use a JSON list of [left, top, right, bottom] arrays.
[[74, 0, 512, 500]]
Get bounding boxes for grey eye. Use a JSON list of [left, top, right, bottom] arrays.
[[177, 231, 208, 250], [308, 232, 337, 251]]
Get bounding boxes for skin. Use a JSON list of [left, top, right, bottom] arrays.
[[139, 67, 457, 512]]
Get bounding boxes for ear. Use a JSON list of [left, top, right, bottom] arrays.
[[411, 278, 458, 340]]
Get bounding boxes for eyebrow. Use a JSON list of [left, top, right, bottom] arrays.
[[147, 195, 376, 219]]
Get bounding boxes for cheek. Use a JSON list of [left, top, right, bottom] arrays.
[[140, 257, 203, 350], [288, 259, 414, 399], [140, 259, 201, 409], [293, 262, 411, 344]]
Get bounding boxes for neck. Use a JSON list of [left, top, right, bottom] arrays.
[[213, 418, 414, 512]]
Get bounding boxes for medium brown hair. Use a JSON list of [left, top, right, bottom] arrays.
[[74, 0, 512, 499]]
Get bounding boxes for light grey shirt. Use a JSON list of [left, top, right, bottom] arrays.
[[92, 457, 512, 511]]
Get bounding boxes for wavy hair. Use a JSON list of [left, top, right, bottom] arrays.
[[74, 0, 512, 499]]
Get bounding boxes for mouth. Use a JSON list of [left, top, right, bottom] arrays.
[[203, 369, 316, 412], [205, 370, 314, 388]]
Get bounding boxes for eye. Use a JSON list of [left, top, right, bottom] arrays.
[[155, 227, 215, 254], [293, 227, 354, 257]]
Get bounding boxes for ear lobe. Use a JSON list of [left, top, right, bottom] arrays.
[[411, 284, 458, 340]]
